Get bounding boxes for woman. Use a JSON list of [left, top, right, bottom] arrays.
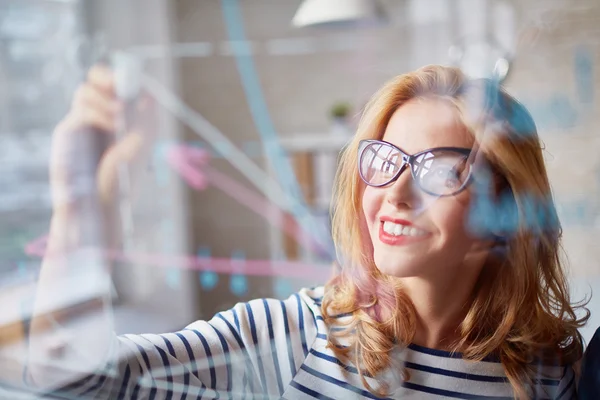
[[27, 65, 587, 399]]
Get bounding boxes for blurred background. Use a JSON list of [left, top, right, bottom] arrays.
[[0, 0, 599, 379]]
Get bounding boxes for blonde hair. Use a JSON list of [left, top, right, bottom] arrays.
[[322, 65, 589, 398]]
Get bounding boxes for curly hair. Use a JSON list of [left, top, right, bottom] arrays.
[[322, 65, 589, 398]]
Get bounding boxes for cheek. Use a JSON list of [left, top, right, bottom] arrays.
[[361, 186, 381, 226], [432, 195, 473, 238]]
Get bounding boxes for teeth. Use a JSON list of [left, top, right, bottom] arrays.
[[382, 221, 426, 237]]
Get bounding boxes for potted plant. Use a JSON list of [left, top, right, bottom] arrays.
[[329, 101, 353, 137], [330, 101, 352, 122]]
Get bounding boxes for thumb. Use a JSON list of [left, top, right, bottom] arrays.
[[96, 131, 144, 207]]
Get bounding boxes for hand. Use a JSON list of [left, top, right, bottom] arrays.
[[50, 65, 154, 212]]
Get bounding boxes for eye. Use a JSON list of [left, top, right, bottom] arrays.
[[382, 160, 396, 174], [431, 166, 461, 187]]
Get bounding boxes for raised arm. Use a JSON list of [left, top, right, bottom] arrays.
[[25, 64, 148, 392], [46, 294, 318, 399]]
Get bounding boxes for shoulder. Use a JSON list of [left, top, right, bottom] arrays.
[[185, 286, 326, 345], [233, 285, 325, 327]]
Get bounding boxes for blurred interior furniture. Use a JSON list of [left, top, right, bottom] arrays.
[[276, 132, 350, 262]]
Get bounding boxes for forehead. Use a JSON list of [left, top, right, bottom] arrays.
[[381, 97, 473, 154]]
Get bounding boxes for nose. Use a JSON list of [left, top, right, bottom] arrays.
[[384, 162, 420, 209]]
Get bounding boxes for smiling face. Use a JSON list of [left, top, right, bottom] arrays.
[[361, 97, 486, 279]]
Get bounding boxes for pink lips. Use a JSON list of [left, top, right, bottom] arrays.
[[378, 217, 430, 246]]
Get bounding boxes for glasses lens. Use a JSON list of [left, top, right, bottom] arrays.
[[359, 141, 403, 186], [412, 150, 471, 195]]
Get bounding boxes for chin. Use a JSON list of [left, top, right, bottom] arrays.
[[373, 254, 423, 278]]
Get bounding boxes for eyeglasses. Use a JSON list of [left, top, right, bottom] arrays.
[[358, 139, 473, 196]]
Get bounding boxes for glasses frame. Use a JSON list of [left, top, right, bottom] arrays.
[[358, 139, 474, 197]]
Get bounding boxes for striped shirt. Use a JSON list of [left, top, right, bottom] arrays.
[[51, 286, 576, 399]]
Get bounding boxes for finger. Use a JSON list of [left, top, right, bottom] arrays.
[[87, 65, 115, 95], [97, 131, 144, 205], [132, 99, 158, 136], [72, 84, 121, 122], [59, 106, 117, 136]]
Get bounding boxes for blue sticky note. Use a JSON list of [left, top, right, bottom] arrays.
[[231, 250, 246, 272], [197, 246, 211, 259], [197, 247, 217, 290], [230, 274, 248, 296], [200, 271, 219, 290], [274, 279, 293, 299]]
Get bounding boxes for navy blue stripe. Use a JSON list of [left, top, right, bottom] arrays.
[[228, 307, 256, 397], [289, 380, 335, 400], [280, 300, 297, 378], [404, 361, 508, 383], [556, 369, 574, 400], [188, 328, 217, 396], [162, 336, 176, 357], [246, 303, 268, 397], [293, 294, 309, 356], [162, 336, 188, 400], [131, 363, 143, 400], [116, 365, 131, 400], [407, 343, 500, 362], [80, 367, 109, 397], [232, 308, 241, 331], [300, 364, 389, 399], [401, 381, 512, 399], [311, 338, 557, 392], [309, 349, 359, 374], [174, 332, 207, 397], [329, 312, 353, 319], [315, 336, 558, 391], [209, 325, 232, 394], [151, 344, 174, 400], [535, 378, 561, 387], [133, 342, 157, 400], [52, 372, 95, 393], [309, 349, 378, 379], [315, 333, 348, 349], [330, 326, 350, 332], [263, 300, 284, 394], [215, 313, 251, 358], [215, 313, 257, 397]]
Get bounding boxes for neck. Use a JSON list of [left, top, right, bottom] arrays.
[[401, 265, 483, 351]]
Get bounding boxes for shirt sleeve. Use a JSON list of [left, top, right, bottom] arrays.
[[44, 292, 318, 400]]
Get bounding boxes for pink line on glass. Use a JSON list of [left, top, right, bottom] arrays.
[[23, 144, 333, 280], [167, 144, 330, 256]]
